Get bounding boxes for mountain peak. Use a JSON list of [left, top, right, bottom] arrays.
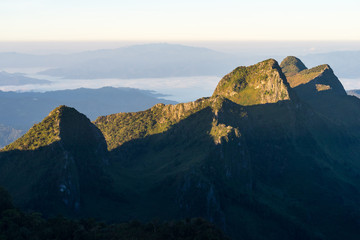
[[280, 56, 308, 77], [212, 59, 291, 106], [2, 105, 105, 152], [2, 106, 63, 151], [48, 105, 74, 118], [281, 59, 346, 97]]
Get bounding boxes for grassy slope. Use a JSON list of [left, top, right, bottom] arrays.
[[286, 65, 329, 88], [94, 98, 217, 150], [1, 107, 61, 151], [212, 59, 290, 106]]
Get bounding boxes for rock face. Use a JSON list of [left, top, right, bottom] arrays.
[[212, 59, 291, 105]]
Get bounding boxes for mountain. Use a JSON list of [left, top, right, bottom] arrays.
[[280, 56, 359, 127], [0, 44, 237, 79], [2, 58, 360, 240], [0, 124, 23, 147], [280, 56, 307, 76], [0, 106, 109, 215], [213, 59, 291, 105], [39, 43, 237, 78], [0, 87, 176, 148], [347, 89, 360, 98], [280, 56, 346, 98], [0, 71, 50, 86]]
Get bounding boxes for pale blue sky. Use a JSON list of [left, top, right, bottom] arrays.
[[1, 0, 360, 41]]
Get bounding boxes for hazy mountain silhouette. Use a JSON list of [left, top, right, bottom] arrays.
[[0, 43, 238, 79], [0, 71, 50, 86], [347, 89, 360, 98]]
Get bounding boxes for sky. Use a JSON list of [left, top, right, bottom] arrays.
[[1, 0, 360, 41]]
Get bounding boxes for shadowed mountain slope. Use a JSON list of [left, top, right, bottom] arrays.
[[280, 57, 346, 97], [0, 106, 109, 216], [280, 56, 358, 129]]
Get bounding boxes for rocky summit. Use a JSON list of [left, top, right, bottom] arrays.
[[280, 56, 307, 77], [213, 59, 291, 105], [1, 58, 360, 240], [280, 57, 346, 97]]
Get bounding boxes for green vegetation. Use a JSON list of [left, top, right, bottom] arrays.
[[286, 64, 329, 88], [0, 187, 13, 214], [0, 187, 229, 240], [1, 106, 62, 151], [95, 99, 212, 150], [95, 59, 292, 150], [212, 59, 290, 105]]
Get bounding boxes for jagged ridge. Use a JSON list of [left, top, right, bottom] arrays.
[[96, 59, 295, 150]]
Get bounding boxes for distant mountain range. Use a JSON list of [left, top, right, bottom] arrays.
[[0, 124, 23, 148], [0, 87, 176, 148], [1, 43, 360, 80], [347, 89, 360, 98], [0, 43, 238, 79], [2, 57, 360, 240], [0, 71, 50, 86]]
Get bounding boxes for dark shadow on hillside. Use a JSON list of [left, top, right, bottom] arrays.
[[106, 97, 360, 240], [294, 81, 360, 128], [2, 95, 360, 239], [0, 138, 119, 219], [110, 106, 215, 166]]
